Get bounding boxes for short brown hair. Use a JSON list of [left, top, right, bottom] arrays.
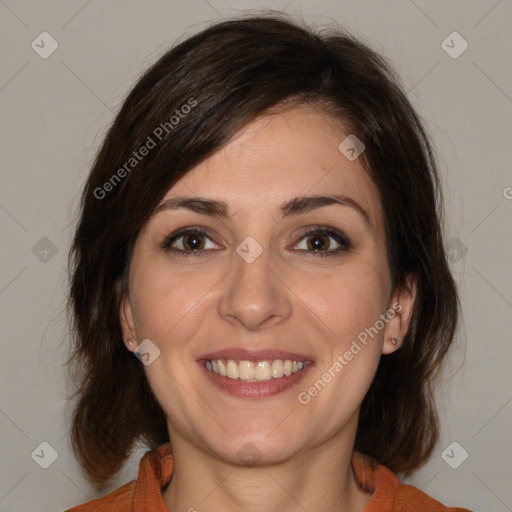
[[66, 11, 461, 487]]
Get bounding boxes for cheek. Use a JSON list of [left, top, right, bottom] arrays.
[[292, 262, 388, 403], [297, 263, 389, 345], [296, 273, 385, 420], [129, 258, 222, 351], [128, 261, 212, 414]]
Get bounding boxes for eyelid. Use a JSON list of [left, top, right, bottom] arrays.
[[160, 226, 221, 251], [160, 224, 352, 257], [291, 226, 352, 251]]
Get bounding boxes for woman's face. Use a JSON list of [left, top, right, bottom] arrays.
[[121, 103, 414, 465]]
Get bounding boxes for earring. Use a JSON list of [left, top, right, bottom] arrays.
[[128, 339, 134, 347], [391, 338, 399, 349]]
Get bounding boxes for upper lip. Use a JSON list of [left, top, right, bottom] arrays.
[[198, 348, 313, 362]]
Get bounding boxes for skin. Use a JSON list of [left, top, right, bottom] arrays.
[[120, 103, 416, 512]]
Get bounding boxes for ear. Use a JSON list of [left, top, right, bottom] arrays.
[[119, 285, 137, 351], [382, 273, 417, 355]]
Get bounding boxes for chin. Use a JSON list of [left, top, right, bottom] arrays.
[[204, 428, 305, 467], [223, 440, 295, 467]]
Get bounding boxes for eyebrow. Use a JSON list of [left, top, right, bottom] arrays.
[[152, 194, 372, 229]]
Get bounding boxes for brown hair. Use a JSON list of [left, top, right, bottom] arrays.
[[66, 11, 461, 487]]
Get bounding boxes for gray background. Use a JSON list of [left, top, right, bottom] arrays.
[[1, 1, 511, 511]]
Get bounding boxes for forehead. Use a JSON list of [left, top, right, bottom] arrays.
[[162, 104, 382, 227]]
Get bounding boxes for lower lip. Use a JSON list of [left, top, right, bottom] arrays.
[[198, 361, 314, 398]]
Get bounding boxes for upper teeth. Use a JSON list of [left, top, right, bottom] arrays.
[[205, 359, 307, 381]]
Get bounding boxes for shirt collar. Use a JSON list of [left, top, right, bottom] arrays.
[[133, 443, 174, 511]]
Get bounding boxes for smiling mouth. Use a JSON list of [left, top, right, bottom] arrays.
[[201, 358, 312, 382]]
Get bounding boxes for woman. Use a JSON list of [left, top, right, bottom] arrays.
[[65, 11, 473, 512]]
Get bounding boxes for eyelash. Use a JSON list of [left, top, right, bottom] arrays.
[[160, 225, 352, 259]]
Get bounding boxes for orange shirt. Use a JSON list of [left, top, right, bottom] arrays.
[[65, 443, 473, 511]]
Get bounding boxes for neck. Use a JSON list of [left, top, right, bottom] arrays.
[[161, 427, 372, 512]]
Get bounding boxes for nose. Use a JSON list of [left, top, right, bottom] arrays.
[[217, 241, 293, 331]]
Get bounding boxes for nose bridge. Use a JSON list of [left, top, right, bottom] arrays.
[[218, 234, 291, 330]]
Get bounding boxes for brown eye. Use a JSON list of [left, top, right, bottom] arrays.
[[292, 227, 352, 257], [180, 232, 206, 250], [305, 232, 330, 251], [161, 228, 221, 258]]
